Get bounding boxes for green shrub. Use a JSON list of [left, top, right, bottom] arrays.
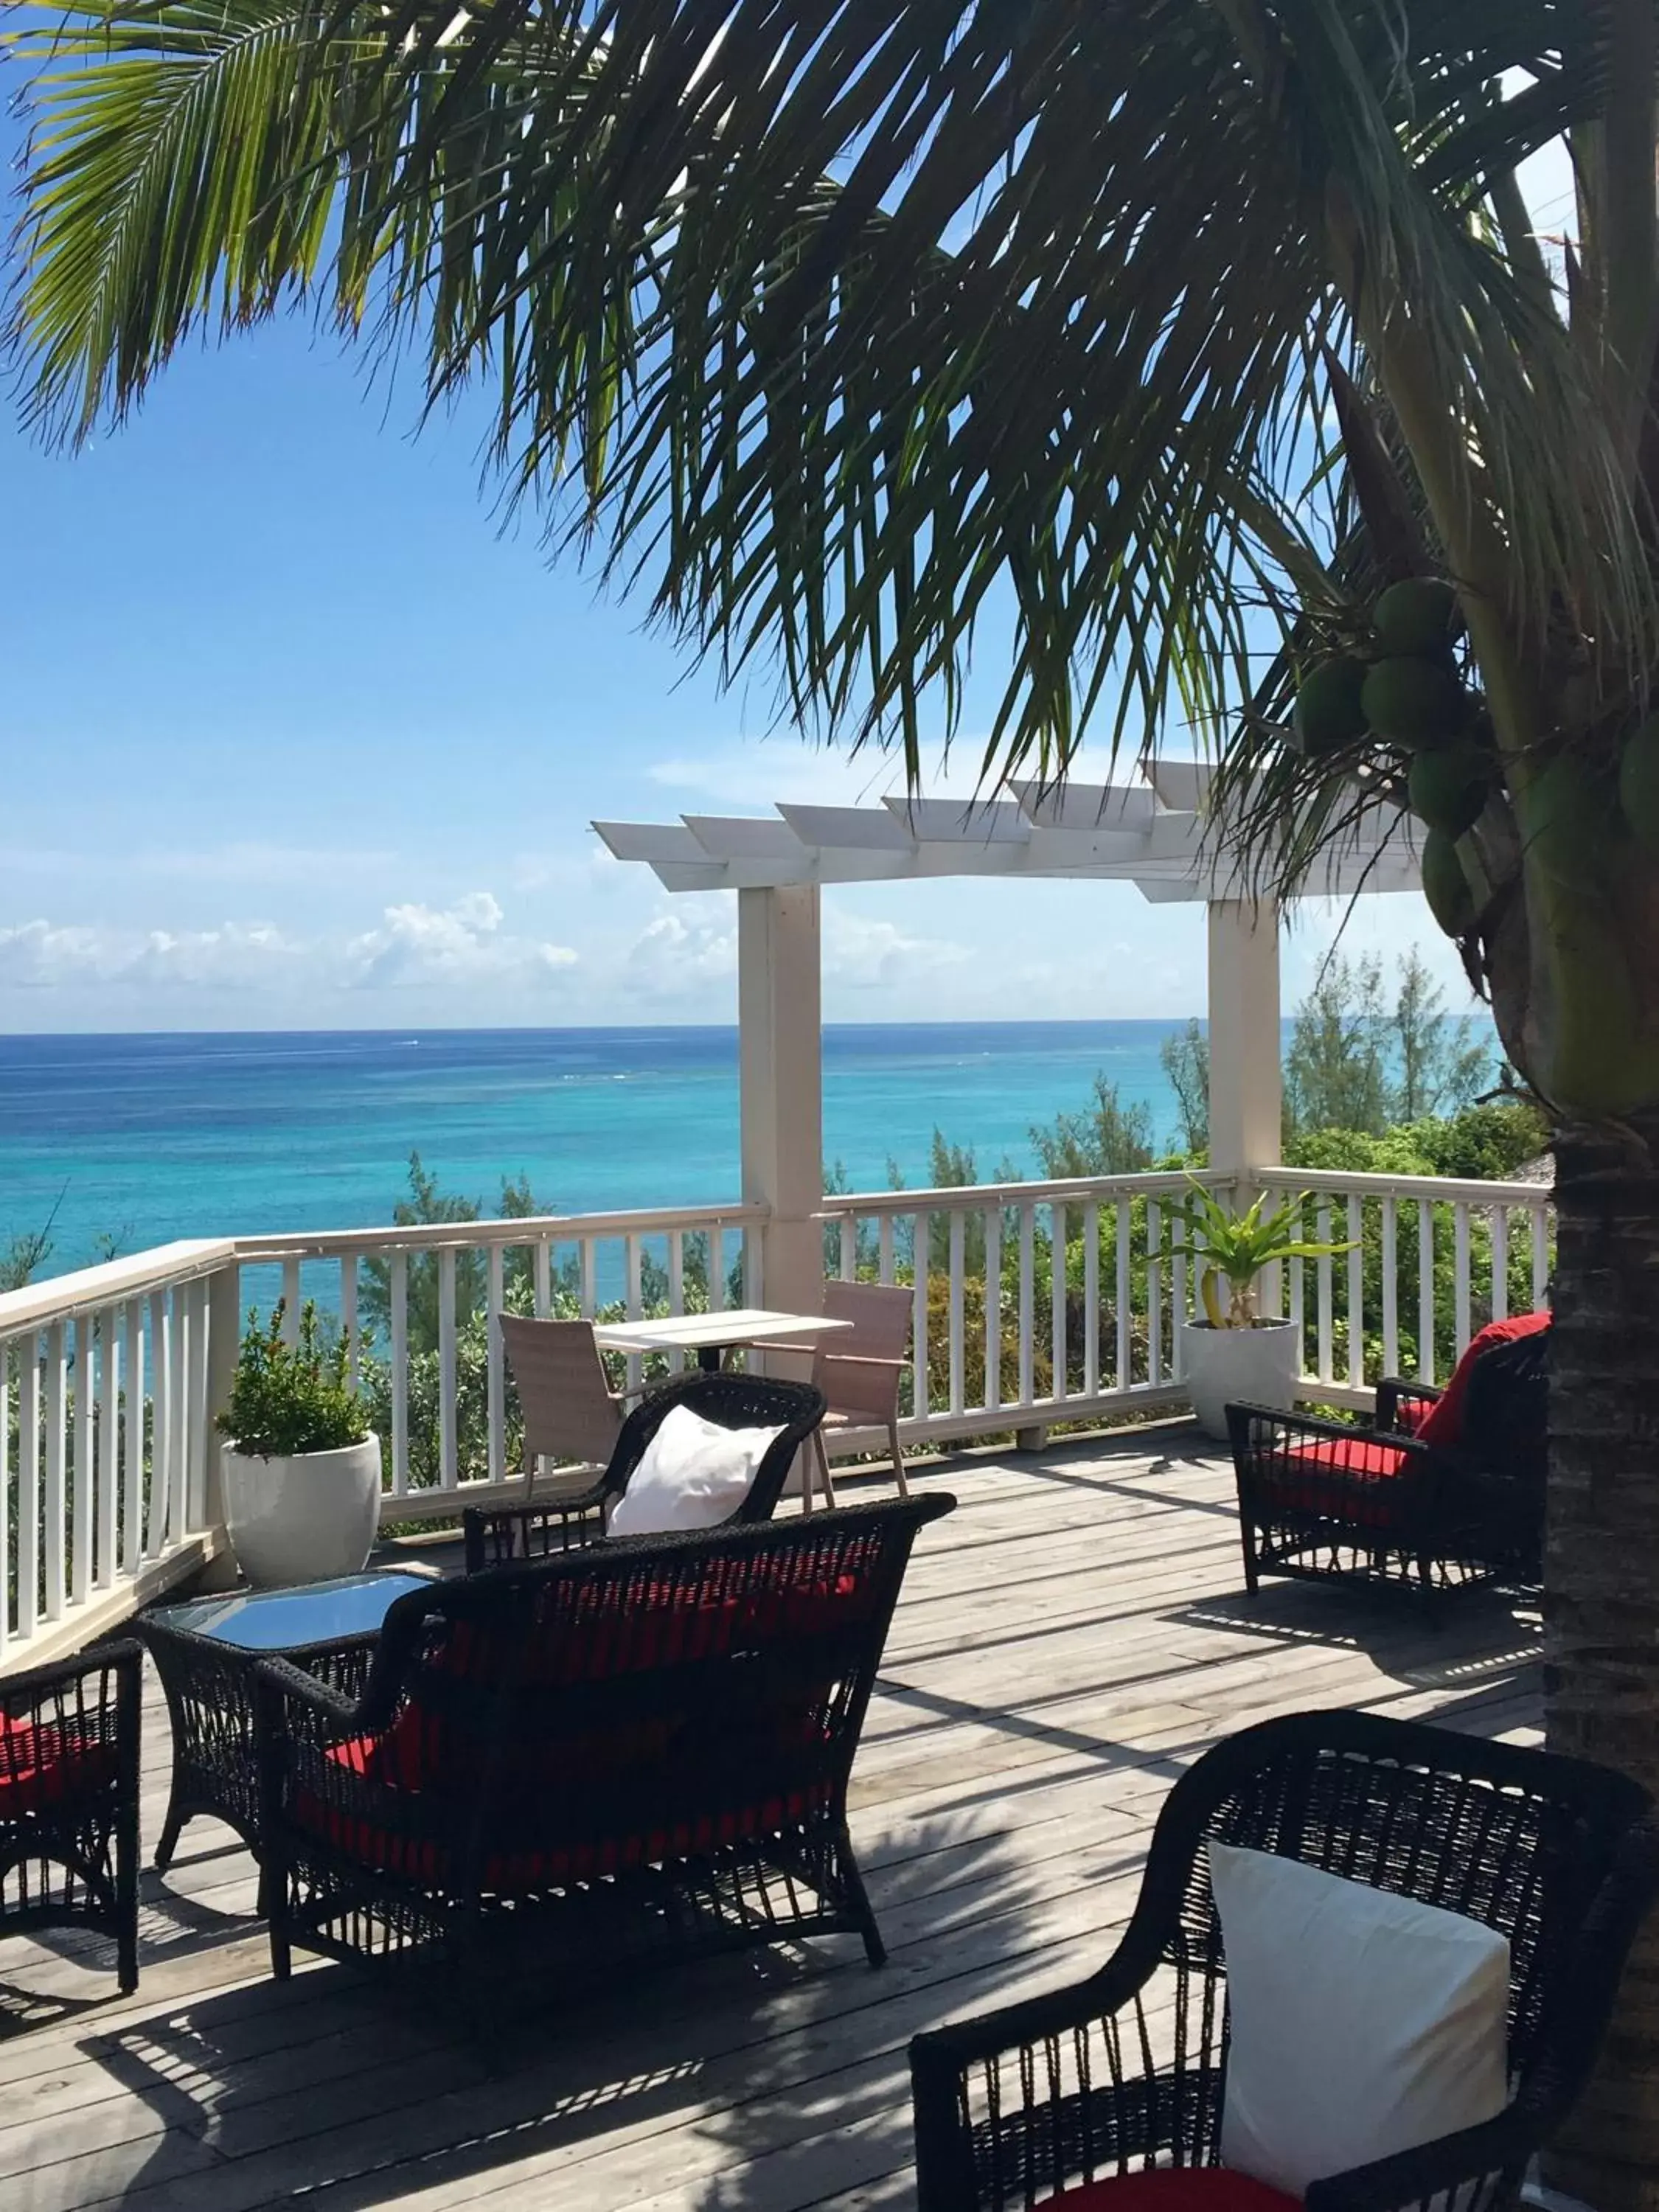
[[218, 1301, 368, 1458]]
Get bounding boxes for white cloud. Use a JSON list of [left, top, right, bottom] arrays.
[[625, 901, 737, 995], [0, 896, 578, 998], [823, 908, 967, 991], [0, 842, 397, 884]]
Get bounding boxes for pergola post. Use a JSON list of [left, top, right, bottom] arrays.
[[1206, 900, 1281, 1178], [738, 886, 824, 1321]]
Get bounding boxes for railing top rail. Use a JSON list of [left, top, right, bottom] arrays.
[[0, 1239, 237, 1335], [815, 1168, 1222, 1214], [1256, 1165, 1553, 1208], [234, 1200, 768, 1263]]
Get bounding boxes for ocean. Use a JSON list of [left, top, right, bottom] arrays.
[[0, 1024, 1207, 1273]]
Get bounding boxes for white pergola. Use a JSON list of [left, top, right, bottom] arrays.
[[595, 762, 1423, 1313]]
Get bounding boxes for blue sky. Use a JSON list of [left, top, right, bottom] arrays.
[[0, 124, 1571, 1034]]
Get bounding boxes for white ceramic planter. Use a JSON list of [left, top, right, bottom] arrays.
[[1178, 1318, 1300, 1441], [220, 1436, 383, 1589]]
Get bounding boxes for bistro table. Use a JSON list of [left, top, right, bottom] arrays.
[[592, 1306, 852, 1373], [141, 1568, 439, 1876]]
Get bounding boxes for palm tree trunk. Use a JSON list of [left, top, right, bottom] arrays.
[[1545, 1110, 1659, 2205]]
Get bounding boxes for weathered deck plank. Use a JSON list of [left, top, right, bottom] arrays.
[[0, 1424, 1541, 2212]]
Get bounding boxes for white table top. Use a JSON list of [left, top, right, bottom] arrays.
[[591, 1307, 853, 1354]]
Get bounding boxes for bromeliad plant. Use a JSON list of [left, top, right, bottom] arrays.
[[217, 1301, 368, 1459], [1173, 1179, 1354, 1330]]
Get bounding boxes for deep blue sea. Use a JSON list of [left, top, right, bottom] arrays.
[[0, 1024, 1211, 1273]]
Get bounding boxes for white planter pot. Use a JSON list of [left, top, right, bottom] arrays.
[[1178, 1318, 1299, 1442], [220, 1436, 383, 1589]]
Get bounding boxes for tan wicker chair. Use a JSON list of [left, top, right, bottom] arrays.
[[800, 1280, 913, 1510], [498, 1315, 626, 1503]]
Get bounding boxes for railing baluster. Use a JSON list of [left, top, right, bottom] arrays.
[[168, 1286, 189, 1548], [947, 1211, 965, 1415], [1018, 1204, 1036, 1405], [838, 1217, 855, 1281], [1346, 1195, 1365, 1389], [878, 1215, 895, 1286], [709, 1226, 726, 1312], [281, 1258, 302, 1340], [1491, 1206, 1509, 1322], [1380, 1198, 1399, 1380], [1418, 1200, 1437, 1383], [341, 1256, 359, 1389], [17, 1335, 38, 1641], [1115, 1200, 1132, 1390], [146, 1290, 170, 1562], [668, 1232, 686, 1376], [1453, 1203, 1472, 1356], [98, 1306, 119, 1587], [390, 1251, 409, 1496], [625, 1234, 644, 1399], [912, 1218, 930, 1422], [1083, 1200, 1100, 1399], [1146, 1200, 1163, 1389], [184, 1279, 208, 1537], [533, 1239, 552, 1318], [1289, 1199, 1305, 1377], [121, 1301, 144, 1578], [1172, 1208, 1189, 1381], [1051, 1203, 1068, 1403], [438, 1248, 459, 1491], [72, 1315, 94, 1603], [742, 1222, 762, 1306], [0, 1339, 12, 1644], [486, 1245, 506, 1485], [984, 1206, 1003, 1413], [1531, 1204, 1550, 1307], [1315, 1205, 1335, 1385], [580, 1241, 598, 1318], [43, 1324, 66, 1623]]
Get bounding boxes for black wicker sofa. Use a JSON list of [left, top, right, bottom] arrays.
[[253, 1492, 952, 2006]]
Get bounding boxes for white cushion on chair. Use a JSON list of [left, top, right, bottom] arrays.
[[1210, 1842, 1510, 2193], [607, 1405, 784, 1536]]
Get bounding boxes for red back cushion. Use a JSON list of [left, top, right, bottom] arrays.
[[1418, 1312, 1551, 1451]]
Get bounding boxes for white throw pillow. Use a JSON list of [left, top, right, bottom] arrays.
[[1210, 1841, 1511, 2194], [606, 1405, 785, 1537]]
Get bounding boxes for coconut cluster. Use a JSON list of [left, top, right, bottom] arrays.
[[1292, 579, 1659, 941]]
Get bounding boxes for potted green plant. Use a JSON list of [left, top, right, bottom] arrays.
[[216, 1301, 381, 1587], [1170, 1180, 1354, 1439]]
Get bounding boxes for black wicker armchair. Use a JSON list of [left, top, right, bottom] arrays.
[[1226, 1316, 1549, 1607], [911, 1711, 1658, 2212], [254, 1493, 953, 2008], [462, 1369, 826, 1571], [0, 1640, 141, 1994]]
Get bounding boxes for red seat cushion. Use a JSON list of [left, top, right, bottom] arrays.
[[1264, 1435, 1411, 1528], [1045, 2171, 1299, 2212], [1417, 1312, 1550, 1452], [0, 1712, 116, 1814]]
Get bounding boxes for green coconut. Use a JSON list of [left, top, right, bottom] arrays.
[[1360, 655, 1469, 748], [1291, 656, 1369, 757], [1524, 756, 1615, 888], [1408, 740, 1492, 838], [1374, 577, 1461, 658], [1420, 830, 1476, 938], [1618, 713, 1659, 851]]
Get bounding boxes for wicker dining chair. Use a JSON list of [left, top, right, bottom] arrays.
[[498, 1315, 626, 1503], [794, 1280, 914, 1510], [911, 1709, 1659, 2212]]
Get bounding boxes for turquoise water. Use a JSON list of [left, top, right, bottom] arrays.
[[0, 1024, 1207, 1273]]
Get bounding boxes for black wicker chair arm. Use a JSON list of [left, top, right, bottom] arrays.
[[1302, 2104, 1543, 2212], [1374, 1377, 1444, 1433], [252, 1652, 373, 1733], [1228, 1402, 1435, 1458], [1, 1638, 142, 1706]]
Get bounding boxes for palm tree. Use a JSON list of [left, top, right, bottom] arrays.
[[10, 0, 1659, 2186]]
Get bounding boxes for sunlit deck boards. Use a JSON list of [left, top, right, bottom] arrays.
[[0, 1422, 1542, 2212]]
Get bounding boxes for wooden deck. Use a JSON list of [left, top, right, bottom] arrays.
[[0, 1421, 1543, 2212]]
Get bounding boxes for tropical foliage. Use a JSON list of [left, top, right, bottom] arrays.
[[217, 1301, 367, 1457]]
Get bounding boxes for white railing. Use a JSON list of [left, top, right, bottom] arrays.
[[1255, 1167, 1554, 1407], [0, 1242, 240, 1672], [814, 1169, 1220, 1447], [0, 1166, 1554, 1669]]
